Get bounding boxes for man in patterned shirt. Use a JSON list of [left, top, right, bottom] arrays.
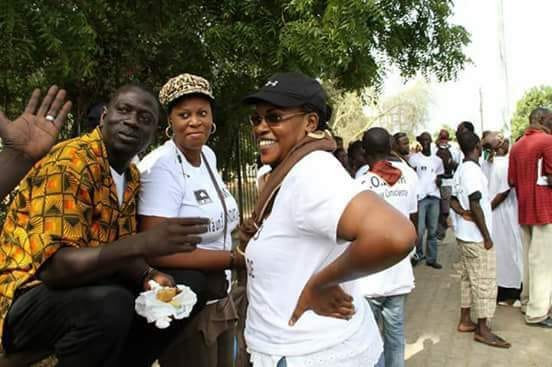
[[0, 84, 208, 366]]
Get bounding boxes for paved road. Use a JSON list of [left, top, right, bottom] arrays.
[[404, 230, 552, 367]]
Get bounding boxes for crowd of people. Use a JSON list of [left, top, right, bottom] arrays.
[[333, 110, 552, 357], [0, 72, 550, 367]]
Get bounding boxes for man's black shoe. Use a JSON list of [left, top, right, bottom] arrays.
[[426, 262, 443, 269]]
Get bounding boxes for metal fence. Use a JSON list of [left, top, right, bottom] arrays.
[[221, 125, 259, 223]]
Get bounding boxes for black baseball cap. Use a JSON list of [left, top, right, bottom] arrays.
[[243, 72, 331, 122]]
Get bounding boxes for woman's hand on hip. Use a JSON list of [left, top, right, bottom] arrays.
[[289, 279, 355, 326]]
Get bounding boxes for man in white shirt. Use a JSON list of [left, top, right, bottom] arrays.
[[409, 132, 444, 268], [451, 131, 511, 349], [486, 138, 523, 305], [357, 127, 417, 367]]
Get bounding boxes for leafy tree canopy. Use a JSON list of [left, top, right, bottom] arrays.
[[1, 0, 470, 167], [330, 79, 431, 145], [510, 85, 552, 140]]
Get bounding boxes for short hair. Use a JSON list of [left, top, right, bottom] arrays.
[[458, 131, 480, 155], [110, 83, 159, 117], [347, 140, 364, 159], [363, 127, 391, 155], [416, 131, 432, 143], [529, 107, 551, 125], [457, 121, 475, 133], [392, 132, 408, 143]]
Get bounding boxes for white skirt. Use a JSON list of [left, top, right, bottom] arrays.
[[249, 305, 383, 367]]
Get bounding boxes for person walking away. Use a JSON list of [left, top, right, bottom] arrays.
[[357, 127, 417, 367]]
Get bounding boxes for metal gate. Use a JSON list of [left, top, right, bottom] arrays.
[[221, 124, 259, 223]]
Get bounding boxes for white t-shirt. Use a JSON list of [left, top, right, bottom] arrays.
[[452, 160, 493, 243], [409, 152, 444, 200], [244, 151, 382, 361], [354, 164, 370, 179], [110, 167, 126, 206], [138, 140, 239, 252], [355, 161, 416, 297]]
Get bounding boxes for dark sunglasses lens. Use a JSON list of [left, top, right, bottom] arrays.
[[265, 113, 281, 124], [250, 114, 262, 126]]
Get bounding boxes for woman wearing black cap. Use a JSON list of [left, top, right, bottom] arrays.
[[138, 73, 243, 367], [239, 72, 416, 366]]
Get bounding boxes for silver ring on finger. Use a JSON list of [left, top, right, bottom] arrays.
[[46, 115, 56, 122]]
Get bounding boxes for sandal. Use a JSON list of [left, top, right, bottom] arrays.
[[474, 333, 511, 349]]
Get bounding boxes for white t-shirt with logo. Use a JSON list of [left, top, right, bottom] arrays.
[[452, 160, 492, 243], [355, 161, 416, 297], [408, 152, 444, 200], [138, 139, 239, 252], [244, 151, 382, 362]]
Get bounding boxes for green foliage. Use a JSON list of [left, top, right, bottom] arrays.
[[330, 79, 432, 145], [1, 0, 469, 168], [511, 86, 552, 139]]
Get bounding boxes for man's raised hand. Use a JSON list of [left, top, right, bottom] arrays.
[[0, 86, 72, 162]]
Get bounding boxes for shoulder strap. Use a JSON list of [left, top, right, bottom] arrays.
[[202, 152, 229, 250]]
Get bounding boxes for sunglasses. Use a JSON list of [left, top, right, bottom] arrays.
[[249, 111, 306, 127]]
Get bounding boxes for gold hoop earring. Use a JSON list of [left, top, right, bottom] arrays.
[[210, 123, 217, 135], [165, 122, 174, 138]]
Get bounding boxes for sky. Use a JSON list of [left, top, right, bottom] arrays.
[[383, 0, 552, 136]]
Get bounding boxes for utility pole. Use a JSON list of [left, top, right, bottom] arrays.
[[497, 0, 511, 135], [479, 87, 484, 132]]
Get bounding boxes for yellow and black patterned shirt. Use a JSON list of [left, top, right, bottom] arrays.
[[0, 128, 140, 347]]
